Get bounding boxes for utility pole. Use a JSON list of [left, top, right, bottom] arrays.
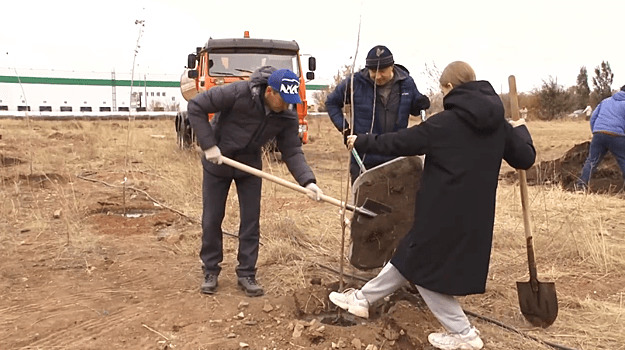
[[144, 74, 148, 111], [111, 69, 117, 112]]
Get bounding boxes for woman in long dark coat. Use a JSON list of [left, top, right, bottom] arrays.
[[329, 61, 536, 350]]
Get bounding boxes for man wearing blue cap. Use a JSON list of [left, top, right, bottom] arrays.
[[187, 66, 323, 297], [326, 45, 431, 183]]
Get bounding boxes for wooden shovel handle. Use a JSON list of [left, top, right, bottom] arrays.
[[220, 156, 367, 215], [508, 75, 538, 283]]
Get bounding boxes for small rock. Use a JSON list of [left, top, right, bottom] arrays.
[[292, 323, 305, 338], [383, 326, 399, 341], [263, 300, 274, 313], [239, 342, 249, 348], [53, 209, 62, 219], [351, 338, 362, 350], [315, 325, 325, 333], [233, 312, 245, 320], [238, 301, 250, 309], [365, 345, 378, 350], [337, 337, 346, 348], [226, 333, 237, 338], [244, 321, 257, 326]]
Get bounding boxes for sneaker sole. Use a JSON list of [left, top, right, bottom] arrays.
[[329, 294, 369, 318], [427, 334, 483, 350]]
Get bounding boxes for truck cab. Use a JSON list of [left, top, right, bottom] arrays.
[[176, 32, 316, 149]]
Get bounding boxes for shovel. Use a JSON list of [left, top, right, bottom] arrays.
[[218, 155, 391, 218], [509, 75, 558, 328]]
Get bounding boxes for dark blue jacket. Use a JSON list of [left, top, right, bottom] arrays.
[[326, 66, 430, 167]]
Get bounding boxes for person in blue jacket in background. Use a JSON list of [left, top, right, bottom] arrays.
[[577, 84, 625, 191], [325, 45, 430, 183]]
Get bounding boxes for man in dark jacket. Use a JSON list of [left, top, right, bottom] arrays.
[[330, 61, 536, 350], [325, 45, 430, 183], [187, 67, 323, 297]]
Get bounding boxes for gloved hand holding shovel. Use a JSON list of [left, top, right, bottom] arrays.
[[204, 145, 223, 164], [305, 183, 323, 201]]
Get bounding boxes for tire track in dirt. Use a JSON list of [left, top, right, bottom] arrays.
[[4, 246, 200, 349], [20, 277, 216, 349]]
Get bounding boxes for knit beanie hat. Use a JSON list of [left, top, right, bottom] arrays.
[[365, 45, 394, 69]]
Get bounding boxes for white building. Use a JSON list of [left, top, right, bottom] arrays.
[[0, 68, 184, 113]]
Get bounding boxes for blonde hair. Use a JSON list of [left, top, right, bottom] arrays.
[[440, 61, 476, 88]]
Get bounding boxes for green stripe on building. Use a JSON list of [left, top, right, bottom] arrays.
[[0, 76, 179, 87], [0, 76, 328, 90]]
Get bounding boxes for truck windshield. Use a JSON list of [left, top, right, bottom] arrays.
[[208, 53, 299, 77]]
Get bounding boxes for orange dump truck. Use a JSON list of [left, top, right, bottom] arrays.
[[176, 31, 316, 148]]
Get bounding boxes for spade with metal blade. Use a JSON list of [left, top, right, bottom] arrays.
[[509, 75, 558, 328], [219, 155, 391, 218]]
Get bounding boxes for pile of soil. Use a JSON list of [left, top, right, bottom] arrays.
[[503, 141, 624, 194]]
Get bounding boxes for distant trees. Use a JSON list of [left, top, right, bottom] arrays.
[[574, 66, 590, 109], [536, 76, 571, 120], [592, 60, 614, 104], [532, 60, 616, 120]]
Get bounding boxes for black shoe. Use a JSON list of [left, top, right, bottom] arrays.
[[237, 276, 264, 297], [201, 274, 218, 294]]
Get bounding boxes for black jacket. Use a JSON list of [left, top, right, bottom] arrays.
[[354, 80, 536, 295], [187, 66, 315, 186]]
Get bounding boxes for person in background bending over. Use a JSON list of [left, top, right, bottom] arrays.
[[325, 45, 430, 183], [187, 67, 323, 297], [576, 84, 625, 191], [330, 61, 536, 350]]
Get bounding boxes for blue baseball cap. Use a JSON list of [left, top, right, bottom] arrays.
[[267, 69, 302, 104]]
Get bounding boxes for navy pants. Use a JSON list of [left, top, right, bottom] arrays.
[[579, 133, 625, 186], [200, 157, 262, 278]]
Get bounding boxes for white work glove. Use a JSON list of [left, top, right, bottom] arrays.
[[346, 135, 357, 150], [509, 119, 527, 128], [305, 183, 323, 201], [204, 145, 223, 164]]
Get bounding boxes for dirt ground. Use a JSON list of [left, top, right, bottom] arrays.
[[1, 116, 623, 350]]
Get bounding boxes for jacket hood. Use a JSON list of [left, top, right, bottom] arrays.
[[443, 80, 505, 133], [249, 66, 277, 92], [613, 91, 625, 101]]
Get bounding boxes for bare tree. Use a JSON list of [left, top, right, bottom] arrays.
[[537, 76, 571, 120], [592, 60, 614, 103], [420, 62, 443, 115], [575, 66, 591, 109]]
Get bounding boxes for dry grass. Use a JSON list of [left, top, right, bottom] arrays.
[[1, 116, 624, 349]]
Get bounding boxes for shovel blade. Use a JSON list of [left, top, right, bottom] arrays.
[[516, 280, 558, 328], [361, 198, 393, 215]]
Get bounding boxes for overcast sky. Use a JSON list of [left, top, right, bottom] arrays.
[[2, 0, 624, 94]]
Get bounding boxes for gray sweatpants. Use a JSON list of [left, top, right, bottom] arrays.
[[358, 262, 471, 334]]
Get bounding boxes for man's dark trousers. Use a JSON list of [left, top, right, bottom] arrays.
[[200, 158, 262, 278]]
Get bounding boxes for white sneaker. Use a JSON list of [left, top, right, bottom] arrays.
[[428, 327, 484, 350], [328, 288, 370, 318]]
